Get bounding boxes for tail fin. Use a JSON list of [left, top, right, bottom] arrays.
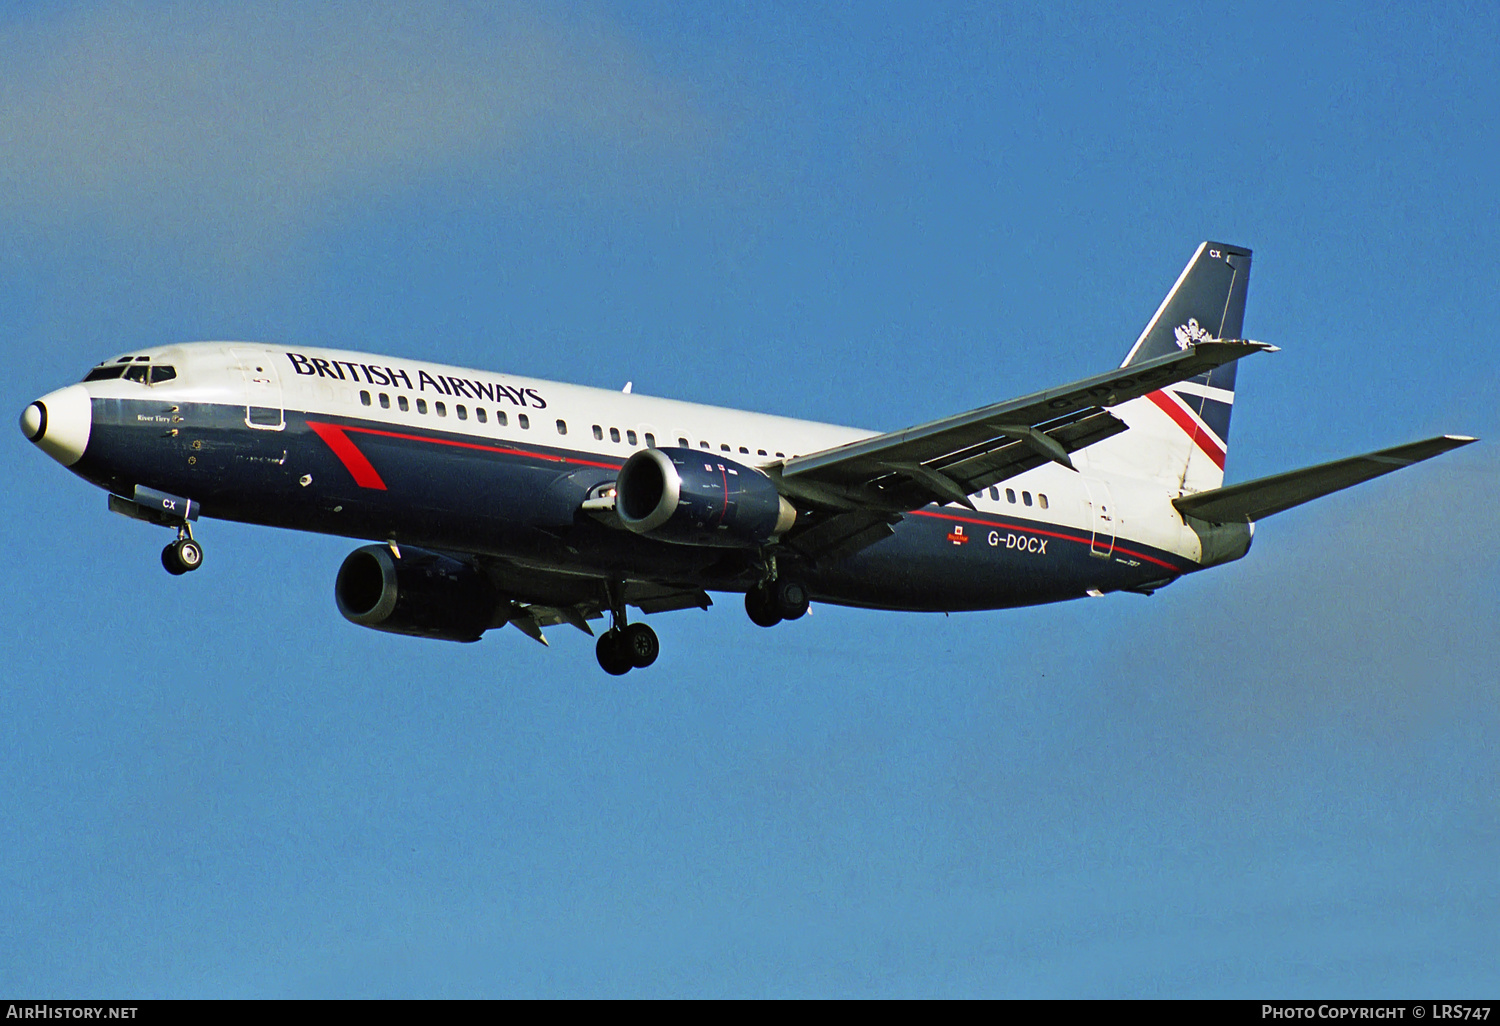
[[1088, 242, 1252, 494]]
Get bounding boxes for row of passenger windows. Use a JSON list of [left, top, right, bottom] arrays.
[[981, 485, 1049, 509], [595, 423, 787, 458], [359, 391, 791, 458], [688, 439, 787, 459], [361, 390, 532, 428]]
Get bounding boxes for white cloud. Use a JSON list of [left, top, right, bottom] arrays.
[[0, 2, 708, 241]]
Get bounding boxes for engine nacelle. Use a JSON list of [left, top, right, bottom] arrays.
[[615, 447, 796, 548], [335, 544, 501, 642]]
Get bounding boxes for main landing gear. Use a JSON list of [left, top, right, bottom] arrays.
[[744, 575, 810, 628], [161, 526, 204, 576], [595, 582, 659, 675]]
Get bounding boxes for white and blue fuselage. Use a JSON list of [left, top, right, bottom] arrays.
[[28, 341, 1211, 613]]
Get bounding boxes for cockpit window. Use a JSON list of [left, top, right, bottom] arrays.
[[83, 362, 176, 384]]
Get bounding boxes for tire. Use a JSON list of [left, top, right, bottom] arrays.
[[596, 630, 633, 675], [161, 544, 187, 576], [745, 586, 782, 628], [174, 538, 204, 572], [774, 579, 809, 621], [623, 623, 659, 668]]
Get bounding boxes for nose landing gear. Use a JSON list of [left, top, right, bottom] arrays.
[[161, 528, 204, 576], [107, 486, 206, 576]]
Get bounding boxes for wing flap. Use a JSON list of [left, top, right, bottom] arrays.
[[1173, 435, 1477, 523], [934, 409, 1128, 495], [781, 510, 901, 563], [626, 584, 713, 615]]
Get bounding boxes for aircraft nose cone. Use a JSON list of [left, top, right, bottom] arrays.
[[20, 384, 92, 466], [20, 401, 44, 440]]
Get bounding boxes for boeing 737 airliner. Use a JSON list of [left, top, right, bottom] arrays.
[[21, 242, 1474, 673]]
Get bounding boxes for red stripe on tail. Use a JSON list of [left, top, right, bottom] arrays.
[[1146, 390, 1226, 469]]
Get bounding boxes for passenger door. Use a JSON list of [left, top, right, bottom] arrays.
[[231, 346, 285, 430]]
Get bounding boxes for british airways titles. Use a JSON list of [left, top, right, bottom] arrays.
[[285, 351, 548, 409]]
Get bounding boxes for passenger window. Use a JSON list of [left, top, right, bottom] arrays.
[[1023, 491, 1032, 506], [593, 425, 604, 440], [610, 427, 621, 442], [775, 452, 785, 458], [720, 443, 730, 452], [435, 401, 447, 417], [379, 393, 390, 409], [627, 430, 637, 445], [739, 446, 748, 454], [460, 405, 470, 420], [476, 407, 487, 423], [416, 399, 428, 414], [678, 437, 689, 448], [398, 396, 409, 412], [989, 487, 1000, 500], [556, 419, 567, 435], [1039, 494, 1049, 510], [1006, 488, 1016, 503], [758, 449, 767, 456], [700, 440, 710, 449], [496, 410, 508, 427], [519, 414, 530, 429], [360, 390, 372, 406], [644, 433, 656, 448]]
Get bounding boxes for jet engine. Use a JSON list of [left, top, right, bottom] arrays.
[[335, 544, 502, 642], [615, 447, 796, 548]]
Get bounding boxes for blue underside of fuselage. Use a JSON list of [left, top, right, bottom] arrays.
[[73, 398, 1197, 611]]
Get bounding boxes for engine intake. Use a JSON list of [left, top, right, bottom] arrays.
[[615, 447, 795, 548], [335, 544, 501, 642]]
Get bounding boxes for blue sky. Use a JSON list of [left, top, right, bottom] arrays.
[[3, 0, 1496, 997]]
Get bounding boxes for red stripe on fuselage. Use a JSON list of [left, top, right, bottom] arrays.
[[307, 421, 388, 490], [306, 418, 625, 490], [1146, 390, 1226, 469], [337, 423, 624, 470]]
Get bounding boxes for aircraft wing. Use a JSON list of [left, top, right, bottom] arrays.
[[774, 339, 1275, 514], [1173, 435, 1477, 523]]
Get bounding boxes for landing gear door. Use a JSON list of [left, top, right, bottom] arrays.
[[1082, 477, 1116, 558], [231, 347, 285, 431]]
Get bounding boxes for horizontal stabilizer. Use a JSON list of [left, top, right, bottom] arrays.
[[1174, 435, 1477, 523]]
